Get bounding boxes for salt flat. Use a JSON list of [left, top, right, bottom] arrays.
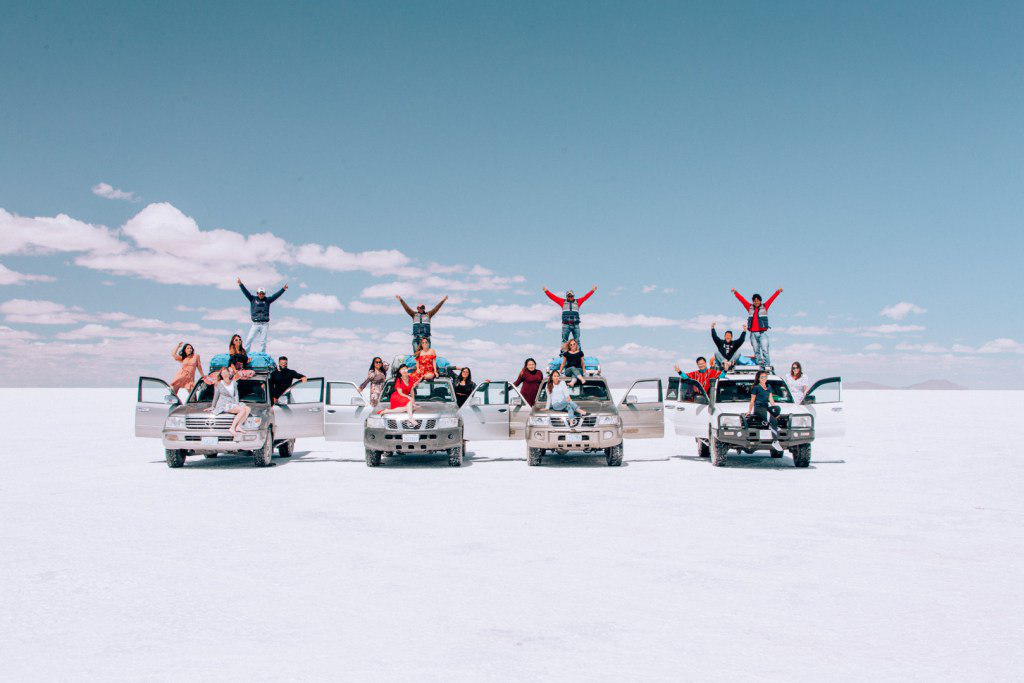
[[1, 388, 1022, 681]]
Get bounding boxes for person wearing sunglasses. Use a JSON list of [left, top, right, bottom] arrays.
[[731, 287, 782, 368], [787, 361, 810, 404]]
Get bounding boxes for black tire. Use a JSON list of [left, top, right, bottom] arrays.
[[203, 454, 218, 459], [710, 434, 729, 467], [165, 449, 185, 468], [770, 447, 784, 458], [606, 443, 624, 467], [792, 443, 811, 468], [697, 439, 710, 458], [365, 448, 382, 467], [528, 447, 544, 466], [278, 438, 295, 458], [253, 431, 273, 467], [448, 444, 464, 467]]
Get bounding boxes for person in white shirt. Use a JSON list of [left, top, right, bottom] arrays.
[[545, 370, 588, 424], [787, 361, 810, 404]]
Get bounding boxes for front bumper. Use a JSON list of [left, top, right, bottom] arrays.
[[527, 425, 622, 451], [162, 429, 266, 452], [365, 427, 463, 454], [714, 425, 814, 449]]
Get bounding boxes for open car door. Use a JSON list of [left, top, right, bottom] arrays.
[[273, 377, 325, 439], [619, 378, 664, 439], [324, 381, 369, 441], [672, 377, 713, 438], [135, 376, 180, 438], [461, 381, 526, 440], [802, 377, 845, 438]]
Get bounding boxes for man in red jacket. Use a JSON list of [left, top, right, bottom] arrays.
[[543, 285, 597, 349], [674, 357, 722, 395], [732, 288, 782, 368]]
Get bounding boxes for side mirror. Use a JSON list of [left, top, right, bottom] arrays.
[[625, 394, 638, 404], [509, 396, 523, 407], [803, 396, 816, 404], [164, 394, 180, 405], [694, 395, 709, 405], [471, 395, 484, 406], [350, 397, 366, 407]]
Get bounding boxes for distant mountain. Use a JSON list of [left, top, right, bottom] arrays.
[[846, 379, 967, 390]]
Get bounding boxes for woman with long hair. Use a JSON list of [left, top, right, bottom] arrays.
[[514, 357, 543, 406], [787, 361, 810, 404], [205, 366, 251, 439], [746, 370, 782, 450], [377, 364, 417, 418], [545, 370, 588, 425], [228, 333, 249, 370], [358, 356, 390, 406], [558, 339, 587, 384], [409, 336, 438, 383], [454, 366, 476, 407], [170, 341, 204, 395]]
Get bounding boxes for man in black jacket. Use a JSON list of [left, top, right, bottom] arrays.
[[238, 278, 288, 353], [711, 322, 746, 371], [270, 356, 307, 403]]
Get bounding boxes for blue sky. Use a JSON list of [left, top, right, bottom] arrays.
[[1, 1, 1020, 387]]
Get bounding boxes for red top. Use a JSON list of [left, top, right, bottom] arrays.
[[545, 288, 595, 308], [734, 289, 781, 332], [686, 368, 722, 393], [514, 369, 544, 405], [389, 377, 415, 408]]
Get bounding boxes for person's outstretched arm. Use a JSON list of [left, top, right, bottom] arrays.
[[428, 295, 448, 317], [577, 286, 598, 305], [396, 295, 415, 317], [238, 278, 254, 302], [711, 325, 723, 350], [173, 342, 184, 361], [731, 288, 750, 309], [542, 287, 565, 306], [266, 284, 288, 303], [763, 288, 782, 310]]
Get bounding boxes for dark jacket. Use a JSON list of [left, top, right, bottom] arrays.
[[711, 328, 746, 360], [270, 367, 306, 400], [240, 283, 285, 323]]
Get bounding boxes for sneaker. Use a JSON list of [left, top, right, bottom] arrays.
[[771, 440, 782, 450]]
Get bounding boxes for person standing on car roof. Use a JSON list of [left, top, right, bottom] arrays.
[[396, 294, 448, 353], [711, 322, 747, 371], [731, 287, 782, 368], [238, 278, 288, 353], [542, 285, 597, 349], [270, 356, 307, 404], [674, 356, 722, 394], [746, 369, 783, 451]]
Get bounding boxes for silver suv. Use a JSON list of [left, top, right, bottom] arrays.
[[134, 373, 325, 468], [525, 377, 665, 466], [323, 378, 532, 467]]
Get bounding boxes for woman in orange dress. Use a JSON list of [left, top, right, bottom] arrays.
[[377, 364, 417, 418], [409, 337, 438, 383], [170, 342, 204, 395]]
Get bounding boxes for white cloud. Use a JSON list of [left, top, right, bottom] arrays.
[[0, 299, 85, 325], [175, 305, 250, 322], [880, 302, 927, 320], [91, 182, 137, 201], [56, 323, 140, 340], [293, 243, 409, 274], [463, 304, 555, 324], [863, 343, 883, 351], [0, 325, 39, 342], [584, 313, 680, 329], [858, 324, 927, 336], [778, 325, 832, 336], [976, 338, 1024, 354], [349, 300, 404, 315], [0, 263, 56, 285], [0, 208, 124, 256], [642, 285, 658, 294], [282, 293, 344, 313], [311, 327, 359, 340]]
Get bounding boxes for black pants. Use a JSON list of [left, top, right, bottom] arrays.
[[752, 405, 780, 438]]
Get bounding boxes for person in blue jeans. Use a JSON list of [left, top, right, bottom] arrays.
[[732, 288, 782, 368], [238, 278, 288, 353], [543, 285, 597, 350], [545, 370, 588, 424], [558, 339, 588, 384]]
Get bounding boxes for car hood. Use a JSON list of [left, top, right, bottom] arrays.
[[532, 400, 615, 415], [378, 402, 459, 418], [171, 403, 271, 418]]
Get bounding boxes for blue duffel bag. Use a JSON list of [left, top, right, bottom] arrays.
[[249, 352, 275, 370], [209, 353, 231, 371], [548, 357, 561, 372], [583, 356, 600, 371]]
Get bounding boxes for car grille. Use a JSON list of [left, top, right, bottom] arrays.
[[384, 418, 437, 431], [185, 415, 236, 430], [549, 415, 598, 428]]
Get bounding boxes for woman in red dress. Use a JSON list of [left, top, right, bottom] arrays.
[[409, 337, 438, 383], [377, 364, 417, 417], [513, 357, 543, 406]]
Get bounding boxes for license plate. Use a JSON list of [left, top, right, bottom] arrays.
[[201, 436, 218, 445], [402, 434, 420, 442], [565, 434, 583, 443], [759, 430, 772, 440]]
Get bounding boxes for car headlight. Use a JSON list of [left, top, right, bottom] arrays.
[[529, 416, 551, 426], [790, 415, 812, 429], [436, 416, 459, 428], [243, 417, 262, 430], [165, 416, 185, 429], [366, 416, 385, 428], [597, 415, 619, 426], [719, 415, 742, 428]]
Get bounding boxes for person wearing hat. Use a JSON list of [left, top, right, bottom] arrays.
[[238, 278, 288, 353], [542, 285, 597, 350]]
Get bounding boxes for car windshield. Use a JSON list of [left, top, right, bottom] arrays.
[[188, 379, 268, 405], [537, 381, 611, 403], [715, 379, 793, 404], [382, 379, 454, 403]]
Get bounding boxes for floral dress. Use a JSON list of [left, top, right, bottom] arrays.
[[410, 351, 436, 384], [358, 363, 390, 406], [170, 354, 202, 393]]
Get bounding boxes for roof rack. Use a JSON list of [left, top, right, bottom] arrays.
[[724, 364, 774, 375]]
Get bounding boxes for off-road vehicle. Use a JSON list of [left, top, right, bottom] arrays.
[[134, 373, 325, 468], [668, 366, 844, 467]]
